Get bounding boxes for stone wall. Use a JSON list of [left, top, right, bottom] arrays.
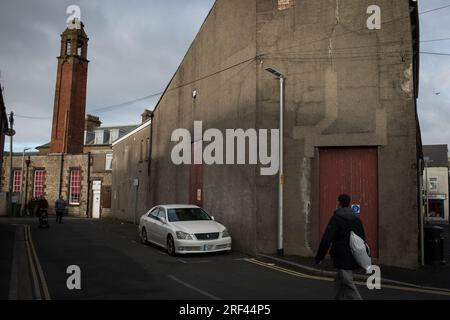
[[2, 153, 89, 217]]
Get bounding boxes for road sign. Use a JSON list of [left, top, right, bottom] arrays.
[[351, 204, 361, 214]]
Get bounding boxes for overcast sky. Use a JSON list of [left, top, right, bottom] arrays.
[[0, 0, 449, 152]]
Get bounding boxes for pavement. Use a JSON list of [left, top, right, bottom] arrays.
[[258, 222, 450, 290], [1, 216, 450, 300]]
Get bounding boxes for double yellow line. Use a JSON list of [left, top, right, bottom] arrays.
[[24, 225, 51, 300], [245, 258, 450, 297]]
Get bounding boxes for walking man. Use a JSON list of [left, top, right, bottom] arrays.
[[55, 195, 66, 224], [315, 194, 366, 300]]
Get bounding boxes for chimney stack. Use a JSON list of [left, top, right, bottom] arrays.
[[85, 114, 102, 131], [141, 109, 152, 123]]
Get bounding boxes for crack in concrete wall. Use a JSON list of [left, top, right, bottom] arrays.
[[328, 0, 341, 67], [300, 156, 313, 254]]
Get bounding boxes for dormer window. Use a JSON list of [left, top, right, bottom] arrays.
[[94, 130, 104, 144], [109, 129, 120, 144]]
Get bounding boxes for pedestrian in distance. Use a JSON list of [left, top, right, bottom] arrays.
[[55, 195, 66, 224], [315, 194, 366, 300], [37, 195, 49, 216], [29, 197, 38, 217], [37, 195, 50, 229]]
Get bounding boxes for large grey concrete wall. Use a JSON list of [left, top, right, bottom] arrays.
[[149, 0, 258, 253], [148, 0, 419, 268], [254, 0, 419, 268]]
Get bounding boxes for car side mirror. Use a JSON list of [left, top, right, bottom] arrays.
[[211, 216, 215, 221], [160, 217, 167, 224]]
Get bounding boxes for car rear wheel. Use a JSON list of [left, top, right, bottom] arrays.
[[141, 228, 148, 244], [167, 235, 176, 256]]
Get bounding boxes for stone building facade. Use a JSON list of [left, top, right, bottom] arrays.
[[2, 153, 89, 216], [2, 114, 139, 218], [0, 86, 10, 216]]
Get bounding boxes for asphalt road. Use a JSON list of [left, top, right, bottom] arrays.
[[0, 224, 15, 299], [1, 217, 450, 300]]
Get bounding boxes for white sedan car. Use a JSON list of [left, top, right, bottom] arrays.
[[138, 205, 232, 255]]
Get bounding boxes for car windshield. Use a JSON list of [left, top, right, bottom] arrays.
[[167, 208, 212, 222]]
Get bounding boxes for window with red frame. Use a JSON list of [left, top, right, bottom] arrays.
[[69, 170, 81, 205], [33, 170, 45, 197], [13, 170, 22, 192]]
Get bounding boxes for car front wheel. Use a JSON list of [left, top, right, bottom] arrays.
[[167, 235, 176, 256], [141, 228, 148, 244]]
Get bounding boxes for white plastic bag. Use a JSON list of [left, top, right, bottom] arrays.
[[349, 231, 372, 271]]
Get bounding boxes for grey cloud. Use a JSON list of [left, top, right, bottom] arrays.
[[1, 0, 214, 151], [1, 0, 450, 151]]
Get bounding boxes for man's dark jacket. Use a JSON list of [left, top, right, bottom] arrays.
[[315, 207, 366, 270]]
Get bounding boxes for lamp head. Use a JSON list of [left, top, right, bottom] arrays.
[[265, 68, 284, 79]]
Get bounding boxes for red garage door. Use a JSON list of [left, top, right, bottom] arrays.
[[319, 148, 379, 257]]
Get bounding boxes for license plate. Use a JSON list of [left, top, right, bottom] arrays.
[[203, 244, 213, 251]]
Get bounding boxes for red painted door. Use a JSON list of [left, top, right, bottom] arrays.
[[190, 141, 203, 207], [319, 148, 379, 257]]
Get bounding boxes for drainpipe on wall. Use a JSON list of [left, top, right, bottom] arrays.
[[86, 152, 91, 217], [59, 153, 64, 197], [134, 179, 139, 225], [24, 156, 30, 214], [148, 112, 154, 207]]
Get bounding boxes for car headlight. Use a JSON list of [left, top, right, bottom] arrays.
[[222, 229, 230, 238], [176, 231, 193, 240]]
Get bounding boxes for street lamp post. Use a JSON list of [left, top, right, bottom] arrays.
[[7, 112, 15, 216], [133, 178, 139, 225], [266, 67, 285, 257]]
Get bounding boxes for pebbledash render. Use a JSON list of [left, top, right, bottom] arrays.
[[141, 0, 422, 269]]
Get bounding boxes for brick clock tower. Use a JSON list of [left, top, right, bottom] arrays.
[[50, 20, 89, 154]]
